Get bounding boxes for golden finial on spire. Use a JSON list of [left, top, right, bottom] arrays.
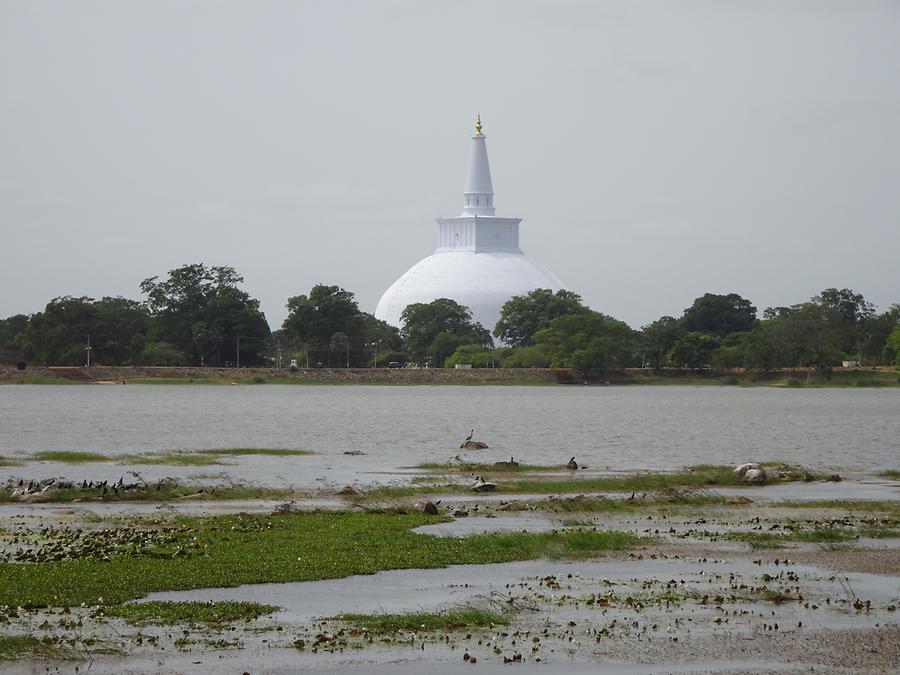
[[474, 114, 483, 136]]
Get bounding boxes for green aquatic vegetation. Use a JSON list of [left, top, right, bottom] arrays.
[[128, 453, 223, 466], [0, 376, 81, 385], [772, 500, 900, 515], [0, 635, 76, 660], [726, 527, 857, 548], [858, 525, 900, 539], [196, 448, 314, 457], [363, 466, 767, 499], [106, 601, 278, 625], [726, 532, 786, 549], [0, 456, 23, 466], [336, 608, 507, 633], [793, 528, 857, 543], [758, 588, 797, 603], [878, 470, 900, 479], [526, 491, 730, 513], [0, 511, 639, 607], [32, 451, 109, 463]]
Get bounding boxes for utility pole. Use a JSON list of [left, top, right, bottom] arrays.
[[236, 336, 240, 368], [85, 334, 92, 367], [346, 337, 350, 368]]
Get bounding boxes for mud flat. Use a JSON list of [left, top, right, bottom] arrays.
[[1, 466, 899, 674]]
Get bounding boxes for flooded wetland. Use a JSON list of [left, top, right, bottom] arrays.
[[1, 385, 898, 673]]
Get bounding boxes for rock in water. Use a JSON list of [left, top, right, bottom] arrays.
[[493, 456, 519, 469], [744, 468, 767, 483], [471, 476, 497, 492], [734, 462, 763, 477], [460, 440, 489, 450]]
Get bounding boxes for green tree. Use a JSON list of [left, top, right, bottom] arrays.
[[640, 316, 682, 370], [711, 344, 744, 370], [22, 296, 149, 366], [743, 322, 785, 371], [808, 288, 875, 357], [0, 314, 29, 364], [444, 344, 496, 368], [400, 298, 490, 363], [494, 289, 590, 347], [765, 303, 844, 370], [885, 325, 900, 366], [812, 288, 875, 324], [140, 341, 189, 366], [860, 304, 900, 365], [532, 311, 638, 375], [501, 345, 552, 368], [283, 285, 360, 348], [281, 284, 400, 367], [669, 332, 718, 370], [141, 264, 270, 366], [681, 293, 757, 337]]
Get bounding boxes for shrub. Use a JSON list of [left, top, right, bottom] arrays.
[[444, 344, 495, 368], [501, 345, 551, 368], [140, 342, 188, 366]]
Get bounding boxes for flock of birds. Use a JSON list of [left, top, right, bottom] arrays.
[[8, 475, 176, 500]]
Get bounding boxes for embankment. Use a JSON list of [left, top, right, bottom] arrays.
[[1, 365, 896, 386]]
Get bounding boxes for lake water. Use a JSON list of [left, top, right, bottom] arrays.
[[0, 386, 898, 488]]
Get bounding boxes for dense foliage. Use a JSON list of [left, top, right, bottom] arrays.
[[280, 284, 401, 367], [2, 268, 897, 374], [21, 296, 148, 366], [400, 298, 491, 364], [140, 264, 270, 367], [493, 289, 590, 348]]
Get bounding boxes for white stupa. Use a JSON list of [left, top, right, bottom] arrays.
[[375, 116, 566, 334]]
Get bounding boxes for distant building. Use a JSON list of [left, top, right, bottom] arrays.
[[375, 117, 566, 335]]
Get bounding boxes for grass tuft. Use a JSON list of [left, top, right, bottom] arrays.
[[128, 453, 223, 466], [0, 635, 76, 660], [196, 448, 313, 457], [106, 601, 278, 625], [33, 451, 108, 463], [727, 527, 856, 549], [337, 608, 506, 633]]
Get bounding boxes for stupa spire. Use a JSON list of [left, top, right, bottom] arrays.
[[462, 114, 495, 216]]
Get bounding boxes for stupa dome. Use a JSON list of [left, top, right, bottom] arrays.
[[375, 116, 566, 335]]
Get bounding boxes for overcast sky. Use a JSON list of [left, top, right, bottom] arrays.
[[2, 0, 899, 329]]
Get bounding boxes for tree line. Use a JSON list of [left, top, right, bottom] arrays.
[[1, 263, 898, 374]]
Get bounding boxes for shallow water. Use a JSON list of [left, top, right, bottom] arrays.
[[142, 554, 900, 631], [1, 385, 898, 480]]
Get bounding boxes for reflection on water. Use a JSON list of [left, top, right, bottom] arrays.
[[0, 385, 898, 472]]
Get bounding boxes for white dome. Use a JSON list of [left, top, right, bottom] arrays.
[[374, 118, 569, 338], [374, 250, 565, 334]]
